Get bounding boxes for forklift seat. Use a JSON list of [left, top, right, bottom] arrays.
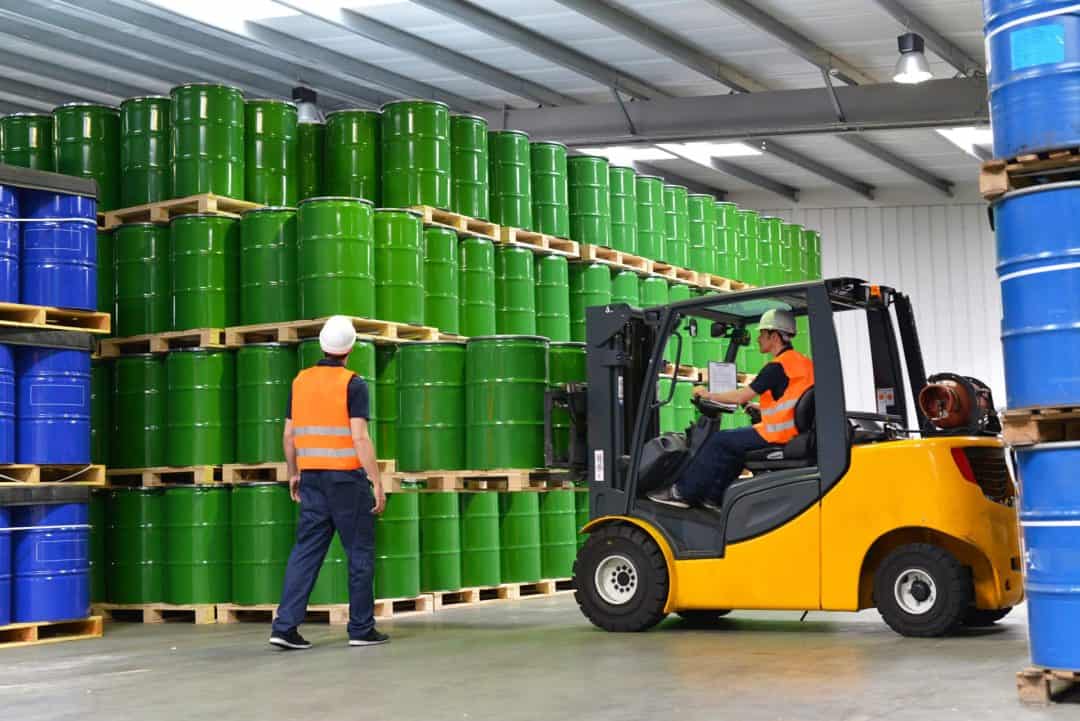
[[743, 387, 816, 472]]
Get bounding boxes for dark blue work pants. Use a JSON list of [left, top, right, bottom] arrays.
[[675, 426, 770, 504]]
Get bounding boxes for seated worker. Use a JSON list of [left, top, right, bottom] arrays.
[[648, 309, 814, 509]]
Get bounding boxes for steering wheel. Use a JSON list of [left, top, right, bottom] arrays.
[[691, 393, 735, 419]]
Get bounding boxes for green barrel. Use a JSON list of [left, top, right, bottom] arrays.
[[120, 96, 171, 206], [658, 378, 694, 432], [488, 130, 533, 229], [664, 283, 693, 364], [381, 100, 451, 208], [780, 222, 801, 282], [548, 341, 586, 462], [297, 196, 375, 319], [397, 342, 465, 472], [688, 194, 717, 275], [499, 491, 542, 583], [91, 359, 110, 466], [373, 208, 424, 325], [419, 491, 462, 592], [459, 492, 500, 586], [715, 201, 739, 230], [640, 275, 669, 307], [375, 491, 421, 599], [298, 338, 377, 450], [805, 229, 821, 279], [423, 226, 459, 334], [663, 184, 690, 269], [458, 234, 496, 337], [324, 110, 380, 203], [495, 245, 536, 335], [236, 344, 297, 464], [736, 209, 760, 285], [466, 335, 549, 469], [659, 377, 677, 432], [231, 482, 296, 605], [309, 532, 349, 604], [795, 229, 810, 281], [611, 269, 640, 306], [0, 113, 54, 170], [171, 83, 244, 198], [240, 207, 298, 324], [568, 155, 611, 247], [635, 174, 665, 260], [97, 230, 113, 316], [574, 487, 589, 551], [90, 490, 107, 601], [540, 489, 577, 579], [692, 290, 722, 368], [162, 485, 231, 604], [112, 354, 167, 468], [757, 216, 783, 286], [166, 349, 235, 466], [569, 263, 612, 343], [530, 141, 569, 237], [534, 254, 571, 342], [53, 102, 120, 211], [244, 99, 298, 206], [608, 166, 638, 254], [297, 122, 324, 201], [170, 213, 239, 330], [450, 114, 489, 219], [106, 488, 163, 604], [114, 223, 169, 336], [716, 223, 738, 280], [375, 345, 398, 460]]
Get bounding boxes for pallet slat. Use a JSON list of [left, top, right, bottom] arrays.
[[224, 316, 438, 347], [410, 206, 498, 240], [217, 594, 433, 624], [499, 226, 579, 258], [102, 193, 260, 230], [0, 464, 105, 486], [0, 616, 103, 649], [0, 301, 109, 334], [578, 243, 652, 275], [1017, 666, 1080, 705], [1000, 406, 1080, 446], [93, 603, 216, 624], [430, 578, 573, 610], [979, 149, 1080, 200], [222, 459, 395, 484], [106, 465, 221, 487], [98, 328, 225, 358], [389, 468, 574, 492]]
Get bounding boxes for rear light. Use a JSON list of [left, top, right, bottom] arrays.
[[951, 447, 977, 484]]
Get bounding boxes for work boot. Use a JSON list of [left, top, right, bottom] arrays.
[[647, 485, 689, 509]]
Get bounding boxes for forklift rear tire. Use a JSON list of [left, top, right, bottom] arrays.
[[574, 524, 669, 632], [677, 610, 732, 625], [874, 543, 972, 638], [962, 607, 1012, 627]]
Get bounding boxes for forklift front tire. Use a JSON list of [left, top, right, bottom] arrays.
[[574, 524, 669, 632], [874, 543, 972, 638]]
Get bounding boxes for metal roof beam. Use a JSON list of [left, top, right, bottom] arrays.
[[872, 0, 983, 77], [839, 134, 953, 196], [631, 162, 727, 199], [0, 77, 90, 108], [0, 48, 151, 101], [663, 147, 799, 202], [753, 138, 875, 199], [0, 99, 42, 115], [0, 92, 53, 113]]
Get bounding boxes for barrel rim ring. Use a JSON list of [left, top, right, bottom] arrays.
[[237, 341, 295, 348], [451, 113, 489, 123], [242, 206, 298, 214], [687, 192, 717, 200], [107, 486, 164, 494], [161, 482, 229, 489], [379, 98, 451, 112], [120, 95, 172, 103], [169, 82, 245, 94], [324, 108, 381, 119], [244, 98, 299, 109], [167, 346, 229, 353], [0, 111, 53, 119], [298, 196, 375, 206], [759, 215, 783, 221], [397, 340, 468, 348], [995, 180, 1080, 203], [568, 153, 609, 162], [530, 140, 568, 149], [114, 221, 163, 230], [232, 480, 291, 487], [635, 174, 664, 181], [374, 207, 425, 218], [466, 334, 552, 343], [170, 212, 240, 222], [548, 341, 587, 348], [52, 101, 119, 113], [112, 351, 160, 359], [662, 183, 689, 191], [460, 233, 494, 242], [489, 128, 531, 138]]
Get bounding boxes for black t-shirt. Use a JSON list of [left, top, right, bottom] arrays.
[[286, 358, 370, 420], [750, 347, 794, 399]]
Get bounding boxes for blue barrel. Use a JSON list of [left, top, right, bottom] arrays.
[[0, 506, 10, 625], [0, 344, 13, 464], [18, 190, 97, 311], [1015, 443, 1080, 669], [0, 184, 18, 302], [16, 348, 91, 464], [985, 1, 1080, 157], [11, 503, 91, 623], [993, 182, 1080, 408]]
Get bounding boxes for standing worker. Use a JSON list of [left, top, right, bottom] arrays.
[[270, 316, 388, 650]]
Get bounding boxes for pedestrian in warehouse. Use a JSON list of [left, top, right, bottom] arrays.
[[270, 315, 388, 650]]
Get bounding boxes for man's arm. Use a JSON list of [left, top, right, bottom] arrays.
[[351, 417, 385, 514], [283, 419, 300, 502], [692, 385, 756, 406]]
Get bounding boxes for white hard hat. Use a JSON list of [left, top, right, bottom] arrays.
[[759, 309, 797, 336], [319, 315, 357, 355]]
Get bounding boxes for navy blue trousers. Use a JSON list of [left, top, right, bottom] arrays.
[[273, 469, 375, 638], [675, 426, 770, 504]]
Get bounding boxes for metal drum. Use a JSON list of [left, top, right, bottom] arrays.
[[688, 194, 717, 275], [569, 263, 612, 343], [635, 174, 665, 261], [540, 489, 577, 579], [780, 222, 801, 282], [451, 114, 489, 219], [811, 230, 822, 279], [240, 207, 297, 325], [112, 354, 166, 469], [1, 509, 10, 623], [231, 482, 296, 605], [375, 491, 421, 599], [716, 225, 738, 280], [692, 290, 722, 368], [423, 226, 459, 334], [663, 184, 690, 269], [0, 113, 54, 171], [419, 491, 462, 592], [97, 229, 112, 317], [298, 338, 377, 450], [162, 485, 231, 604], [715, 201, 739, 230], [16, 347, 90, 464], [458, 234, 496, 337], [800, 229, 817, 280], [574, 487, 588, 551], [89, 490, 106, 602], [495, 245, 536, 335], [736, 209, 760, 286], [381, 100, 451, 209], [375, 345, 398, 461], [244, 99, 298, 206], [19, 189, 96, 310], [568, 155, 611, 247], [297, 122, 324, 202], [535, 254, 571, 342], [609, 166, 638, 254], [498, 491, 541, 583], [397, 342, 466, 472], [170, 214, 239, 330], [488, 129, 533, 230], [53, 102, 120, 211], [640, 275, 669, 307], [659, 378, 694, 432], [374, 208, 425, 325], [664, 284, 693, 365], [324, 110, 380, 203], [297, 196, 375, 320], [106, 488, 163, 604], [91, 359, 109, 466], [114, 223, 169, 336], [757, 216, 783, 287], [0, 345, 15, 464], [459, 491, 500, 586], [236, 344, 297, 464], [309, 532, 349, 605], [171, 83, 245, 198], [166, 349, 235, 466], [120, 96, 171, 206], [611, 269, 640, 306], [530, 141, 569, 237], [11, 503, 90, 622], [0, 185, 16, 302], [466, 335, 549, 469], [548, 342, 586, 463]]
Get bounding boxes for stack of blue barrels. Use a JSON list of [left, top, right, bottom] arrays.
[[984, 0, 1080, 671]]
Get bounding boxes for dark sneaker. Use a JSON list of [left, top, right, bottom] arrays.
[[349, 629, 390, 647], [269, 628, 311, 650], [702, 498, 723, 512], [647, 486, 689, 509]]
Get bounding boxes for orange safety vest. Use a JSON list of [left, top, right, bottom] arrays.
[[754, 349, 814, 444], [291, 365, 362, 471]]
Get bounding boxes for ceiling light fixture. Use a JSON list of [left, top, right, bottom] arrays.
[[893, 32, 933, 85]]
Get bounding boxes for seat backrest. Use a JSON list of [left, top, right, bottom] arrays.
[[794, 386, 815, 433]]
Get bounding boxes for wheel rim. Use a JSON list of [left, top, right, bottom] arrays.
[[894, 568, 937, 615], [594, 554, 638, 606]]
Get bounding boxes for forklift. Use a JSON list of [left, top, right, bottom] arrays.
[[547, 278, 1022, 637]]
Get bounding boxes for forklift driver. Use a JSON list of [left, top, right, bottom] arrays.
[[648, 309, 814, 510]]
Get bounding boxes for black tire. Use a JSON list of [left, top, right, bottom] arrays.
[[573, 524, 669, 632], [677, 610, 732, 625], [962, 607, 1012, 627], [874, 543, 972, 638]]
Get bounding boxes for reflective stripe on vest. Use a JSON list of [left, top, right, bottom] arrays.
[[291, 365, 362, 471], [754, 349, 814, 444]]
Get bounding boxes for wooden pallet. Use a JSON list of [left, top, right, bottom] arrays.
[[0, 616, 103, 649], [102, 193, 260, 230], [222, 459, 396, 484], [429, 578, 573, 610], [216, 603, 349, 625], [389, 468, 574, 492], [578, 243, 652, 275], [224, 316, 438, 347], [662, 362, 701, 381], [106, 465, 222, 487], [0, 464, 105, 486], [696, 274, 738, 292], [980, 148, 1080, 201], [438, 332, 468, 343], [0, 301, 110, 334], [374, 593, 434, 620], [1017, 666, 1080, 705], [97, 328, 225, 357], [410, 206, 498, 240], [93, 603, 216, 624], [499, 226, 579, 258], [651, 262, 698, 284], [1000, 406, 1080, 446]]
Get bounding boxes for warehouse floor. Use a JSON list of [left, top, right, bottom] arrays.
[[2, 598, 1075, 720]]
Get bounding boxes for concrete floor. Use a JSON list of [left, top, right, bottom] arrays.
[[1, 597, 1075, 720]]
